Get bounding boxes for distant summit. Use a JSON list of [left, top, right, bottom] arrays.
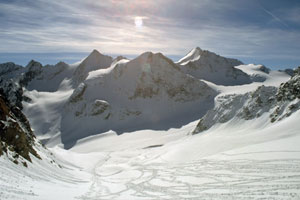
[[72, 49, 113, 85], [177, 47, 202, 65], [177, 47, 251, 85]]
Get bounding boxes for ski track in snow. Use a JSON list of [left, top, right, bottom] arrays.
[[3, 117, 300, 200], [76, 151, 300, 200]]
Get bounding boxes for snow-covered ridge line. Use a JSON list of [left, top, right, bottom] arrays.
[[176, 47, 252, 86], [0, 47, 294, 149], [1, 48, 300, 199], [61, 51, 217, 148], [193, 67, 300, 134]]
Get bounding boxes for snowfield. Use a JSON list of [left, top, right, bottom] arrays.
[[0, 48, 299, 199], [1, 112, 300, 199]]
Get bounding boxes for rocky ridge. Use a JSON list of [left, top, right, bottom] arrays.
[[193, 67, 300, 134], [0, 89, 41, 166]]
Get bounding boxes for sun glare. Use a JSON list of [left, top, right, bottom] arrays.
[[134, 17, 143, 28]]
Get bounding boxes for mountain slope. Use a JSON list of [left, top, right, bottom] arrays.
[[177, 47, 252, 85], [72, 49, 113, 85], [0, 89, 40, 165], [193, 67, 300, 134], [61, 52, 217, 148], [0, 48, 292, 149], [1, 49, 300, 200]]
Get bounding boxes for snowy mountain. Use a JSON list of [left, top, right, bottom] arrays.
[[0, 48, 294, 149], [176, 47, 252, 85], [62, 51, 217, 148], [1, 48, 293, 148], [72, 49, 113, 85], [193, 66, 300, 134], [1, 48, 300, 199]]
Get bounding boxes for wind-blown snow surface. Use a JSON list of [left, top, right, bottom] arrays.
[[1, 49, 299, 199]]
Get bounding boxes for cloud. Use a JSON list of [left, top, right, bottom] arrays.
[[0, 0, 299, 68], [259, 4, 289, 28]]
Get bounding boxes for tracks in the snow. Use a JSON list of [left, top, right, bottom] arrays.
[[77, 150, 300, 199]]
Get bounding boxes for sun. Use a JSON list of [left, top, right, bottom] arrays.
[[134, 17, 143, 28]]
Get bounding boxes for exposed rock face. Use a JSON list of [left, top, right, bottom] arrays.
[[193, 67, 300, 134], [69, 83, 86, 103], [0, 79, 24, 109], [0, 60, 45, 109], [90, 100, 110, 116], [193, 86, 277, 133], [0, 89, 41, 164], [279, 68, 294, 76], [270, 66, 300, 122], [0, 61, 44, 164], [0, 62, 22, 77], [177, 47, 252, 86], [257, 65, 270, 74], [277, 67, 300, 101], [20, 60, 43, 87]]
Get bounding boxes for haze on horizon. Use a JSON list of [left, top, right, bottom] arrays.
[[0, 0, 300, 69]]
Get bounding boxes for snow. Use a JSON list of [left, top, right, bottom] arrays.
[[0, 144, 91, 200], [176, 47, 251, 86], [212, 64, 291, 95], [22, 86, 73, 146], [86, 58, 130, 80], [176, 47, 202, 65], [60, 51, 217, 148], [72, 49, 113, 85], [2, 108, 300, 199], [1, 49, 300, 199]]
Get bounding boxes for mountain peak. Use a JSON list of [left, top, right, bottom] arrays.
[[78, 49, 113, 68], [177, 47, 202, 65], [0, 62, 22, 76], [72, 50, 113, 85], [90, 49, 102, 55], [195, 47, 202, 51], [26, 59, 42, 67], [138, 51, 169, 61], [176, 48, 249, 86], [26, 60, 42, 72], [139, 51, 154, 58], [85, 49, 104, 61]]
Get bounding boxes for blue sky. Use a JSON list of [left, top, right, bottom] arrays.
[[0, 0, 299, 69]]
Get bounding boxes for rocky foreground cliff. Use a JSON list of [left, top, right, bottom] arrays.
[[0, 89, 41, 166]]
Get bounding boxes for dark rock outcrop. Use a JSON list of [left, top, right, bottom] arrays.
[[0, 89, 41, 164]]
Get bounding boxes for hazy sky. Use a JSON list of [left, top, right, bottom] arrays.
[[0, 0, 300, 68]]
